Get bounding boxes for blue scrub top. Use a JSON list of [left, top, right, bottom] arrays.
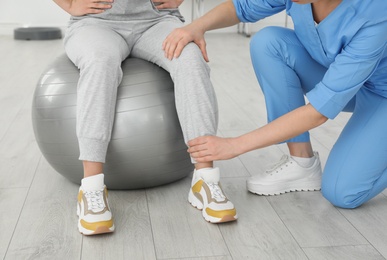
[[233, 0, 387, 119]]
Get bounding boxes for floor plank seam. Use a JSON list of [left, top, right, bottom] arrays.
[[3, 155, 43, 259]]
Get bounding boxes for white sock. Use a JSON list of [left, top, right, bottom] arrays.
[[195, 167, 213, 173], [195, 167, 220, 183], [81, 173, 104, 191], [291, 155, 316, 168]]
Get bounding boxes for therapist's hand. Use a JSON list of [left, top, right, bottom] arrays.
[[187, 136, 240, 162], [69, 0, 113, 16], [163, 23, 208, 61], [152, 0, 183, 9]]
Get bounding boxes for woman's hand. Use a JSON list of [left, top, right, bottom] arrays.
[[187, 136, 240, 162], [152, 0, 183, 9], [162, 23, 208, 61], [68, 0, 113, 16]]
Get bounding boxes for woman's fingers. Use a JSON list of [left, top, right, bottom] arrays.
[[70, 0, 113, 15], [92, 2, 112, 9]]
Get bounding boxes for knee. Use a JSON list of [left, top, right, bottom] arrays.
[[321, 178, 365, 209], [173, 43, 210, 72], [250, 26, 286, 58]]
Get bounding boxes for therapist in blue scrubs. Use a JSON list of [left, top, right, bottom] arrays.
[[163, 0, 387, 209]]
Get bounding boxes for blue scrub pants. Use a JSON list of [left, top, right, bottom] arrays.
[[250, 27, 387, 208]]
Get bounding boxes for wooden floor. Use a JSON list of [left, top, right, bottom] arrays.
[[1, 33, 387, 260]]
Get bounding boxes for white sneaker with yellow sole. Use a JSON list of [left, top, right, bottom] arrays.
[[188, 168, 237, 223], [77, 185, 115, 235]]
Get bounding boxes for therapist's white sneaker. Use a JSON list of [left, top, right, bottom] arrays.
[[189, 168, 237, 223], [247, 152, 322, 195]]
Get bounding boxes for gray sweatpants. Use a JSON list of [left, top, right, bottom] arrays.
[[64, 8, 218, 163]]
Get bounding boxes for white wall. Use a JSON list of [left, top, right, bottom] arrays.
[[0, 0, 289, 35], [0, 0, 70, 34], [182, 1, 289, 34]]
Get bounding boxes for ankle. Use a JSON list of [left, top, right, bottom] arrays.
[[195, 162, 213, 171], [287, 142, 314, 158], [83, 161, 104, 178], [291, 155, 316, 168]]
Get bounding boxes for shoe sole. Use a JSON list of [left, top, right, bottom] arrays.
[[188, 190, 238, 223], [247, 179, 321, 196], [78, 224, 115, 236], [77, 203, 115, 236]]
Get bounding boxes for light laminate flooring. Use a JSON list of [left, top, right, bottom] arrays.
[[0, 33, 386, 260]]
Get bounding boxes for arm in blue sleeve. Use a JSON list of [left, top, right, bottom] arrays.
[[232, 0, 286, 23], [306, 22, 387, 119]]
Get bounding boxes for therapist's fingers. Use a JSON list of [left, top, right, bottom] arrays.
[[188, 145, 214, 163], [163, 29, 188, 60], [167, 37, 209, 61], [187, 143, 208, 154], [191, 154, 214, 163], [172, 37, 192, 59], [188, 136, 240, 161], [195, 39, 209, 62], [163, 25, 208, 60], [187, 136, 209, 148], [188, 136, 214, 160]]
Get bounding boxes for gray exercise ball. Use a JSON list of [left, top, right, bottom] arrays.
[[32, 54, 193, 189]]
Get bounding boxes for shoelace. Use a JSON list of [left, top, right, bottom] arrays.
[[207, 183, 226, 201], [266, 155, 292, 174], [84, 189, 106, 212]]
